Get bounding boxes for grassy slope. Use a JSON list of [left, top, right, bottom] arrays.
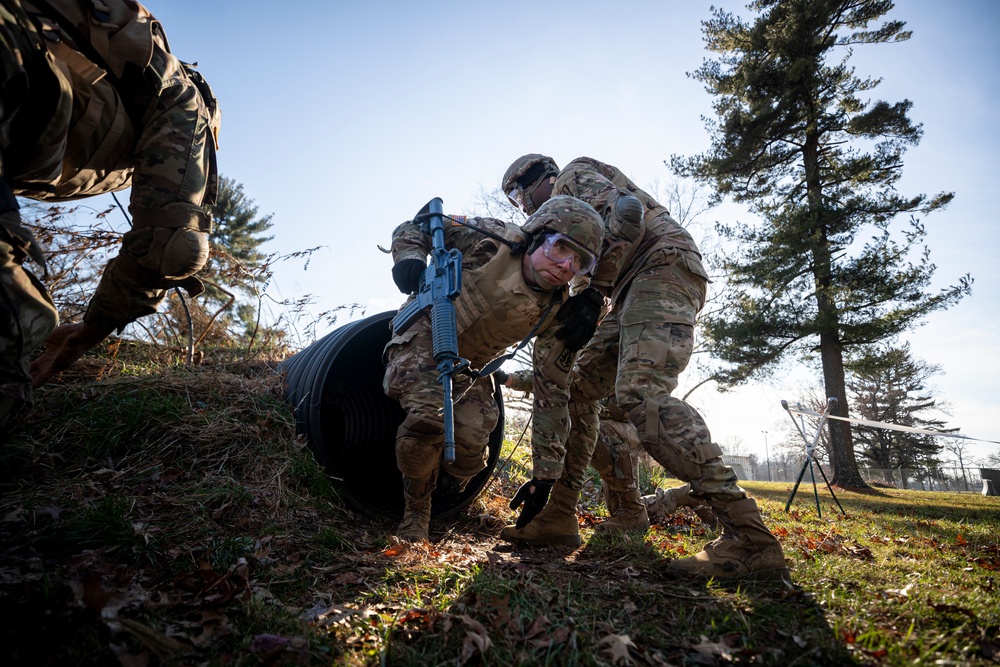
[[1, 356, 998, 666]]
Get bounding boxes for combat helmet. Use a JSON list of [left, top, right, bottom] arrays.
[[520, 195, 605, 275], [502, 154, 560, 215]]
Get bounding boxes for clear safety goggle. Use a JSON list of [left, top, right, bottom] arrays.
[[507, 187, 524, 209], [540, 233, 598, 275]]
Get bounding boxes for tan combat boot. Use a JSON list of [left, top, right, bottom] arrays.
[[595, 486, 650, 534], [602, 483, 622, 518], [665, 497, 790, 582], [499, 481, 582, 546], [395, 474, 434, 542], [643, 484, 720, 528]]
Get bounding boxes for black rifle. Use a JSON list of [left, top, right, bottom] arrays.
[[391, 198, 468, 463]]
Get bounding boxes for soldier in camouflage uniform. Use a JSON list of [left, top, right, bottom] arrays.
[[384, 195, 605, 542], [498, 155, 789, 582], [1, 0, 219, 424]]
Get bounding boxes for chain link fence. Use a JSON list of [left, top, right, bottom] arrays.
[[747, 460, 994, 494]]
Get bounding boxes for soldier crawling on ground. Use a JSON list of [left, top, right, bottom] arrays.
[[1, 0, 219, 428]]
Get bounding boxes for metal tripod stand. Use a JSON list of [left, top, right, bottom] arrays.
[[782, 397, 846, 517]]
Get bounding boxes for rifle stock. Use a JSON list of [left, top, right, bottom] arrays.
[[391, 198, 467, 463]]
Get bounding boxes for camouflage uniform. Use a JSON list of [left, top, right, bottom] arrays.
[[384, 196, 603, 540], [1, 0, 218, 417], [501, 157, 788, 581], [530, 157, 741, 502]]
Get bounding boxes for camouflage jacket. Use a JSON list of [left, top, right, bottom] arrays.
[[11, 0, 219, 201], [389, 214, 581, 479], [554, 157, 710, 308]]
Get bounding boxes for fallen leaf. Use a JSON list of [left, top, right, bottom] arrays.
[[459, 615, 492, 665], [524, 614, 551, 640], [690, 635, 733, 663], [598, 633, 635, 665], [335, 572, 362, 585]]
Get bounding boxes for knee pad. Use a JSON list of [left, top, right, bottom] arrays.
[[395, 436, 440, 478], [629, 397, 721, 483], [160, 226, 209, 279], [121, 205, 211, 284]]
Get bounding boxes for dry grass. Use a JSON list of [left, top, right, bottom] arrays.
[[1, 345, 998, 666]]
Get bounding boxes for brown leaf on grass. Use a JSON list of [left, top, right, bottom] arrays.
[[971, 556, 1000, 571], [458, 615, 492, 665], [67, 576, 115, 613], [117, 618, 190, 660], [397, 608, 433, 626], [172, 610, 233, 648], [335, 572, 362, 585], [483, 594, 513, 632], [598, 633, 635, 665], [955, 533, 968, 546], [524, 614, 551, 640], [530, 625, 575, 650], [170, 557, 250, 609], [690, 635, 734, 663]]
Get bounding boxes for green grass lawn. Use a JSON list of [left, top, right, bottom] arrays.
[[1, 360, 997, 666]]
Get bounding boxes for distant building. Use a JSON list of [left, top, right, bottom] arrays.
[[726, 454, 754, 481]]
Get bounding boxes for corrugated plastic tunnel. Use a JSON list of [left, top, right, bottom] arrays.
[[278, 310, 504, 518]]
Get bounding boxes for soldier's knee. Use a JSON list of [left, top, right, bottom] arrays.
[[122, 205, 211, 282], [629, 398, 720, 482], [395, 436, 439, 478]]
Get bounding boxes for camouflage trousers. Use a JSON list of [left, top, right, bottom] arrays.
[[588, 396, 642, 493], [384, 319, 497, 492], [0, 233, 58, 420], [557, 256, 745, 504]]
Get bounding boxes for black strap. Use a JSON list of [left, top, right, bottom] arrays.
[[472, 291, 563, 378], [441, 214, 529, 255]]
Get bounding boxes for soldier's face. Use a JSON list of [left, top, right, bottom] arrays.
[[509, 176, 555, 215], [523, 243, 575, 289]]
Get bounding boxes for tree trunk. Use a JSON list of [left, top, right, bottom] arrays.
[[819, 331, 868, 488], [804, 129, 870, 490]]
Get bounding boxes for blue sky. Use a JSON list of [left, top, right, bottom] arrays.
[[143, 1, 999, 465]]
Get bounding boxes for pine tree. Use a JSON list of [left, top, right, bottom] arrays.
[[204, 176, 274, 300], [672, 0, 971, 487], [847, 344, 953, 488]]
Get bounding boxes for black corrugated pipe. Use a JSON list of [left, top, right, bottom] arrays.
[[278, 310, 504, 518]]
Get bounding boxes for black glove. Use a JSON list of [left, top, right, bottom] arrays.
[[391, 258, 426, 294], [555, 287, 604, 352], [493, 369, 509, 385], [509, 478, 555, 528]]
